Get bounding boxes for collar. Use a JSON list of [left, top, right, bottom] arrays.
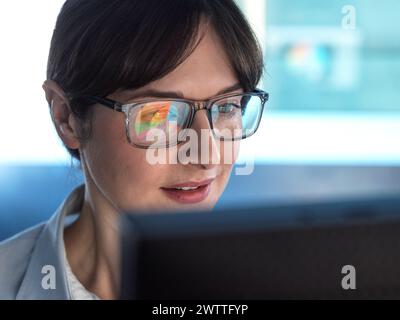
[[16, 184, 85, 299]]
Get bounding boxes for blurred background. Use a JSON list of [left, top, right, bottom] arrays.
[[1, 0, 399, 240]]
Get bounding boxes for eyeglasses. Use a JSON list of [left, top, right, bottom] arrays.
[[76, 88, 269, 149]]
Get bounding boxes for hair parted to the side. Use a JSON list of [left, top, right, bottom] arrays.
[[46, 0, 265, 160]]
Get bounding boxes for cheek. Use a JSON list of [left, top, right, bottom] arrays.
[[210, 142, 237, 197], [214, 141, 239, 197], [82, 109, 169, 210], [219, 140, 240, 165]]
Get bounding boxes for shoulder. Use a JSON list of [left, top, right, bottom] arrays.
[[0, 224, 45, 299]]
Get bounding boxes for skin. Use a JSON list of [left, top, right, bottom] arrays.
[[42, 20, 241, 299]]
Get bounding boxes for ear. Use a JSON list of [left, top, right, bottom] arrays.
[[42, 80, 81, 150]]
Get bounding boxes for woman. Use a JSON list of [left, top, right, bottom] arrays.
[[0, 0, 266, 299]]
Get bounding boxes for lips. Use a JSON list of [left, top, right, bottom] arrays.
[[160, 178, 215, 204]]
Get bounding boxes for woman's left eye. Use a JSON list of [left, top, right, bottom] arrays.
[[218, 103, 238, 114]]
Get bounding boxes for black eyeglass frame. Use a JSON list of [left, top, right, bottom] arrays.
[[76, 88, 269, 149]]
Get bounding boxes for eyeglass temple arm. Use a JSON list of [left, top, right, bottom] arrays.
[[80, 96, 123, 112]]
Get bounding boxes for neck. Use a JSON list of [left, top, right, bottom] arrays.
[[64, 184, 120, 300]]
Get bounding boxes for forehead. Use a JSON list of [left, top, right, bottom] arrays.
[[119, 22, 240, 101]]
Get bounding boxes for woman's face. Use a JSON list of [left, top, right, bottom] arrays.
[[80, 25, 241, 213]]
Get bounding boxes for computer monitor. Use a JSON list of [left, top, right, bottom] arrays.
[[119, 195, 400, 299]]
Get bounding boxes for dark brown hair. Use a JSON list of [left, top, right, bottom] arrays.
[[46, 0, 265, 160]]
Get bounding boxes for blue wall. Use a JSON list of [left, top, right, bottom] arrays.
[[1, 164, 399, 241]]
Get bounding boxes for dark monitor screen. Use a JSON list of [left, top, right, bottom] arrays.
[[119, 195, 400, 299]]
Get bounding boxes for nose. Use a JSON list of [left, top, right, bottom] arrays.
[[184, 109, 220, 169]]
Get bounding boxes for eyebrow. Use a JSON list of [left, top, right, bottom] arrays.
[[126, 83, 243, 101]]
